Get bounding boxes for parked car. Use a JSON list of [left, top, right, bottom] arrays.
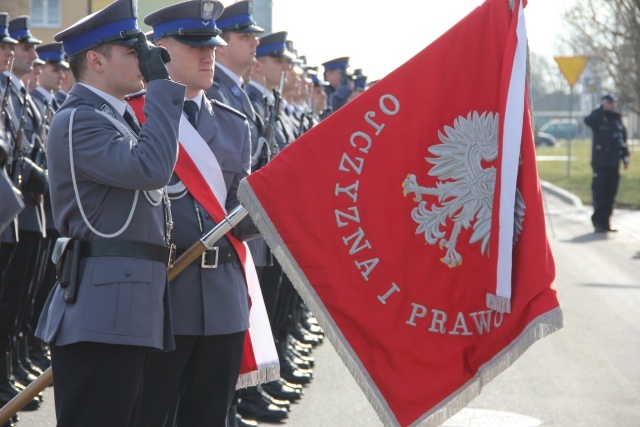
[[538, 119, 579, 140], [535, 131, 556, 146]]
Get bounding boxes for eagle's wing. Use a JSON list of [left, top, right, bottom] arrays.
[[427, 111, 499, 182]]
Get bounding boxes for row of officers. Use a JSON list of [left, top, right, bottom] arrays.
[[0, 1, 375, 426]]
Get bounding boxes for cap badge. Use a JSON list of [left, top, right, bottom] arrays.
[[202, 1, 215, 20]]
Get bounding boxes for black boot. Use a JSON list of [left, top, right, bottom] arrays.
[[11, 348, 38, 388], [27, 335, 50, 372], [0, 351, 39, 411], [18, 335, 43, 377]]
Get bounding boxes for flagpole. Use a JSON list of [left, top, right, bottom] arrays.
[[0, 205, 248, 424]]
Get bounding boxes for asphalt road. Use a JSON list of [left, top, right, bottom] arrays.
[[14, 185, 640, 427]]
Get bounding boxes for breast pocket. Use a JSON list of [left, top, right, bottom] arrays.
[[83, 258, 153, 337], [216, 149, 243, 183]]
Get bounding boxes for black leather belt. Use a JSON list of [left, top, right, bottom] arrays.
[[175, 246, 238, 269], [79, 239, 173, 265]]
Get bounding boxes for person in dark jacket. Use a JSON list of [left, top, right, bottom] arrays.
[[584, 93, 630, 233]]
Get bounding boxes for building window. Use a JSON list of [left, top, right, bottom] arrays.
[[31, 0, 61, 28]]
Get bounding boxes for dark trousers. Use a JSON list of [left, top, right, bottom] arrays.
[[135, 332, 246, 427], [51, 342, 151, 427], [0, 231, 41, 352], [591, 166, 620, 229]]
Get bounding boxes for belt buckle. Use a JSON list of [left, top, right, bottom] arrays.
[[201, 247, 219, 269], [167, 243, 176, 268]]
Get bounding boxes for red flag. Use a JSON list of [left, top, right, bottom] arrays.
[[238, 0, 562, 426]]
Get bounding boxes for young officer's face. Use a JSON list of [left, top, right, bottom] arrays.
[[160, 38, 215, 94]]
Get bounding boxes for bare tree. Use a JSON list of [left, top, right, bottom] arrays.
[[564, 0, 640, 114]]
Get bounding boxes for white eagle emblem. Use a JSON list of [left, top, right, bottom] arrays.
[[201, 1, 215, 20], [402, 111, 525, 268]]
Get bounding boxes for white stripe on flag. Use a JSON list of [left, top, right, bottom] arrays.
[[497, 0, 527, 304]]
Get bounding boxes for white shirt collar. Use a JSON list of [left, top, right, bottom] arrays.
[[216, 63, 244, 88], [35, 87, 53, 102], [185, 91, 204, 110], [78, 83, 126, 116]]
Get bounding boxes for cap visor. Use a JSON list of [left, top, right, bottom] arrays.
[[172, 35, 227, 47], [23, 37, 43, 44], [112, 37, 138, 48], [0, 36, 17, 44], [232, 24, 265, 34]]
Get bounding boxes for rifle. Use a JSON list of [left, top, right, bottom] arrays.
[[0, 205, 249, 424], [9, 84, 30, 188], [33, 95, 54, 167], [0, 58, 14, 127], [251, 72, 284, 169]]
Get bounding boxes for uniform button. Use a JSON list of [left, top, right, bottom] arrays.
[[125, 271, 131, 278], [172, 98, 181, 105]]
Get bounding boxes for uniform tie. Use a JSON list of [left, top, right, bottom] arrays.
[[123, 109, 141, 135], [183, 100, 200, 128]]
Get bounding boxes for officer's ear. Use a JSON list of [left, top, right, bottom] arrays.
[[85, 50, 105, 73]]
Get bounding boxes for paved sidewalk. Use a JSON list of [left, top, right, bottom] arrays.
[[540, 180, 640, 242]]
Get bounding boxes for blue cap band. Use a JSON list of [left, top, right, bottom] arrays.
[[63, 18, 138, 56], [324, 61, 348, 71], [217, 14, 253, 30], [10, 28, 29, 39], [257, 42, 287, 56], [153, 18, 217, 39], [37, 51, 64, 62]]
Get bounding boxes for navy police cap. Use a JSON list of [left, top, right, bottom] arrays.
[[0, 14, 17, 45], [217, 0, 264, 34], [256, 31, 295, 60], [322, 56, 352, 74], [145, 0, 226, 47], [36, 42, 70, 68], [353, 68, 367, 89], [55, 0, 142, 57], [9, 16, 42, 44]]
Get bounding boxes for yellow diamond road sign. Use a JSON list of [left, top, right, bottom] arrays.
[[554, 56, 590, 88]]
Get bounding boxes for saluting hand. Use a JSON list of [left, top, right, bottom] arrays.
[[134, 33, 171, 83]]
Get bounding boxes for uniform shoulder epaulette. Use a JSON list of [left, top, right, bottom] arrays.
[[74, 101, 94, 109], [212, 99, 246, 120], [211, 79, 221, 89], [124, 89, 147, 100]]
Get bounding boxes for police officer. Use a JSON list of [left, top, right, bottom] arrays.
[[0, 14, 48, 406], [135, 2, 259, 426], [322, 56, 354, 112], [584, 93, 630, 233], [246, 31, 295, 151], [34, 0, 185, 425], [207, 0, 264, 165], [309, 66, 329, 121], [0, 14, 40, 419], [26, 41, 69, 375], [349, 68, 367, 100]]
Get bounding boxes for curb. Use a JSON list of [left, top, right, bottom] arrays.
[[540, 180, 584, 208]]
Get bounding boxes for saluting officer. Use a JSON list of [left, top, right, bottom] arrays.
[[34, 0, 185, 425], [134, 2, 259, 426]]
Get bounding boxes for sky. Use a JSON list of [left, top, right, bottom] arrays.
[[219, 0, 574, 82]]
